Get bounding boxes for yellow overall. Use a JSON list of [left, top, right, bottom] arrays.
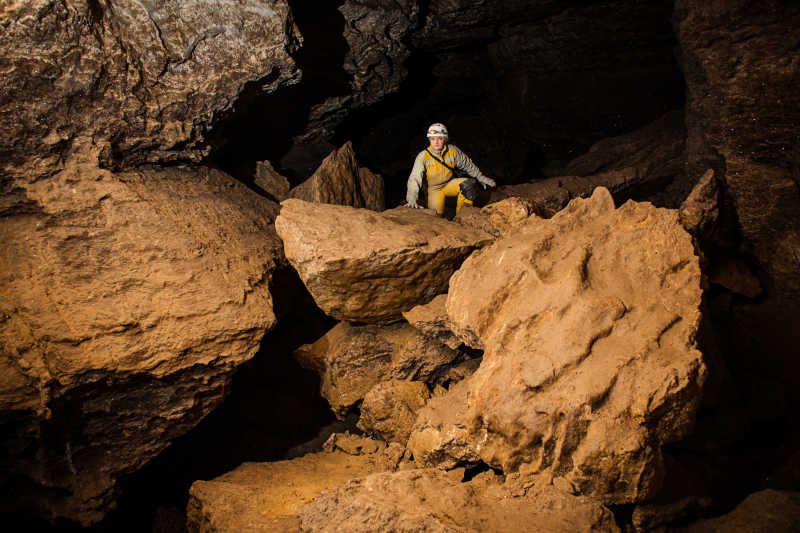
[[423, 146, 473, 215]]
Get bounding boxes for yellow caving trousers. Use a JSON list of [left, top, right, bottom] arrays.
[[427, 177, 473, 216]]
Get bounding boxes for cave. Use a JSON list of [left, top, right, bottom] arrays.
[[2, 0, 800, 532]]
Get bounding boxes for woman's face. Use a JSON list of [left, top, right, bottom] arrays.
[[429, 136, 445, 152]]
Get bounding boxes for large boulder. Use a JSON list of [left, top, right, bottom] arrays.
[[402, 294, 461, 350], [294, 322, 456, 418], [0, 0, 300, 177], [187, 435, 403, 533], [438, 188, 706, 504], [275, 200, 493, 324], [298, 468, 621, 533], [357, 380, 431, 445], [287, 142, 385, 211], [0, 147, 282, 524]]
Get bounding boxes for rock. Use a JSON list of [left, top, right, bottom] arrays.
[[186, 439, 401, 533], [0, 146, 283, 524], [454, 197, 536, 238], [287, 142, 384, 211], [0, 0, 300, 177], [275, 200, 493, 324], [683, 489, 800, 533], [402, 294, 462, 350], [709, 258, 762, 299], [406, 378, 481, 469], [254, 160, 292, 201], [679, 169, 719, 237], [357, 380, 431, 445], [298, 468, 621, 533], [294, 322, 457, 418], [444, 187, 706, 503]]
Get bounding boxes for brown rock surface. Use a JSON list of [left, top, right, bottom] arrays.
[[254, 160, 292, 201], [444, 188, 706, 503], [186, 436, 402, 533], [275, 200, 493, 324], [679, 169, 719, 237], [683, 489, 800, 533], [454, 197, 536, 238], [294, 322, 456, 418], [357, 380, 431, 445], [0, 0, 300, 176], [402, 294, 461, 350], [298, 468, 621, 533], [287, 142, 384, 211], [0, 146, 282, 524]]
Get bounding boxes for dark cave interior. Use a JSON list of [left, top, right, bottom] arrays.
[[5, 1, 800, 531]]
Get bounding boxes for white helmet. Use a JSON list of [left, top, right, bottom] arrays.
[[426, 123, 448, 139]]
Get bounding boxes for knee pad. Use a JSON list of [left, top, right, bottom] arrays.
[[459, 178, 479, 201]]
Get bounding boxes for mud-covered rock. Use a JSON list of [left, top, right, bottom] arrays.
[[444, 187, 706, 503], [275, 200, 492, 324], [298, 468, 621, 533], [402, 294, 461, 350], [294, 322, 456, 418], [357, 380, 431, 445]]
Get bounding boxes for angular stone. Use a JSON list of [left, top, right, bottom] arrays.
[[357, 380, 431, 445], [254, 160, 291, 201], [455, 197, 537, 238], [294, 322, 457, 418], [298, 468, 621, 533], [679, 169, 719, 237], [445, 187, 706, 503], [288, 142, 384, 211], [275, 200, 493, 324], [402, 294, 462, 350], [187, 438, 401, 533], [0, 148, 282, 524]]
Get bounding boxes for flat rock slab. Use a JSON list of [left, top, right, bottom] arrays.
[[187, 436, 402, 533], [442, 187, 706, 503], [275, 200, 493, 324], [298, 468, 621, 533]]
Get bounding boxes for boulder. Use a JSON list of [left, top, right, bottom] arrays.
[[294, 322, 457, 418], [454, 197, 537, 238], [357, 380, 431, 445], [0, 147, 282, 524], [298, 468, 621, 533], [0, 0, 300, 177], [679, 169, 719, 237], [186, 435, 402, 533], [275, 200, 493, 324], [287, 142, 384, 211], [444, 187, 706, 503], [402, 294, 462, 350], [254, 160, 292, 201]]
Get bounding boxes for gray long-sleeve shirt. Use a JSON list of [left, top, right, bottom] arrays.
[[406, 144, 490, 204]]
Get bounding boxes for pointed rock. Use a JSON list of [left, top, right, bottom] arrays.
[[441, 187, 706, 503], [254, 160, 291, 201], [275, 200, 493, 324], [287, 142, 384, 211]]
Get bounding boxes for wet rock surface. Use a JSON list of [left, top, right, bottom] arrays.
[[275, 200, 493, 324], [294, 322, 456, 419], [446, 188, 705, 503]]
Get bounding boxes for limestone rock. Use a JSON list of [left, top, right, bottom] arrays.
[[298, 468, 621, 533], [406, 378, 481, 470], [402, 294, 462, 350], [275, 200, 493, 324], [0, 0, 300, 177], [445, 187, 706, 503], [679, 169, 719, 236], [357, 380, 431, 445], [455, 197, 536, 238], [294, 322, 457, 418], [683, 489, 800, 533], [186, 440, 401, 533], [287, 142, 384, 211], [0, 147, 282, 524], [254, 160, 291, 201]]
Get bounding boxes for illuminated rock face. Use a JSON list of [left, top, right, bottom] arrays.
[[427, 188, 706, 503]]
